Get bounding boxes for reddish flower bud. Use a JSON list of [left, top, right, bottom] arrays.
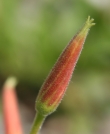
[[36, 16, 95, 116]]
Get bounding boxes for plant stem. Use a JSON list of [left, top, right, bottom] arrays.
[[30, 112, 45, 134]]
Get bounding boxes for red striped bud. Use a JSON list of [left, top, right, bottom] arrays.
[[36, 16, 95, 116]]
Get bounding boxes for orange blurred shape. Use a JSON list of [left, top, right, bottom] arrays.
[[2, 77, 23, 134]]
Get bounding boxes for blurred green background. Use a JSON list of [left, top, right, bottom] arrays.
[[0, 0, 110, 133]]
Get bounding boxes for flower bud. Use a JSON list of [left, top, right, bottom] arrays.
[[36, 16, 95, 116], [2, 77, 23, 134]]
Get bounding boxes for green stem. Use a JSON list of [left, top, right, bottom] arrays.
[[30, 112, 46, 134]]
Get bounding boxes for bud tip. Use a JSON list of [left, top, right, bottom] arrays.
[[4, 77, 18, 89], [86, 16, 95, 28]]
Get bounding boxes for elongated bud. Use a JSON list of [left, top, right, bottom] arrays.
[[2, 77, 23, 134], [36, 16, 95, 116]]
